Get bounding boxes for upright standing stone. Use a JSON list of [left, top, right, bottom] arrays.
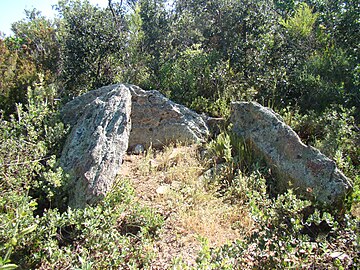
[[60, 84, 132, 208]]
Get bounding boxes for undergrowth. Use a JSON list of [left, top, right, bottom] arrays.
[[0, 81, 163, 269], [171, 125, 359, 269], [1, 82, 358, 269], [133, 144, 252, 247], [1, 1, 359, 267]]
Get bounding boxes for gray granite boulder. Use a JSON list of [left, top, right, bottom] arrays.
[[60, 84, 132, 208], [230, 101, 352, 208], [60, 83, 210, 207], [128, 85, 209, 149]]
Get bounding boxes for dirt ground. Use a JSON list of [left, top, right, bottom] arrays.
[[119, 145, 254, 269]]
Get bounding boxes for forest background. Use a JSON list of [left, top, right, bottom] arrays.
[[0, 0, 359, 269]]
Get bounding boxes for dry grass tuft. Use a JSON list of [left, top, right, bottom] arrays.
[[119, 143, 255, 267]]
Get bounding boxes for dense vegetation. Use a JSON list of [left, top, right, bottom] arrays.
[[0, 0, 359, 268]]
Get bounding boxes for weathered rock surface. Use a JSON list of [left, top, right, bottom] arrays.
[[128, 85, 209, 149], [230, 101, 352, 208], [60, 84, 132, 208], [60, 83, 209, 207]]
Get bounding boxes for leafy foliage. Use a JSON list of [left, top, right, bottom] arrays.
[[55, 0, 126, 98], [11, 9, 60, 81], [280, 3, 318, 38], [0, 0, 359, 268], [31, 182, 163, 269], [117, 2, 151, 86], [0, 80, 67, 268], [0, 37, 38, 115]]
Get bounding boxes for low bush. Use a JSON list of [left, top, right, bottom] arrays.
[[177, 169, 359, 269], [0, 79, 67, 268], [186, 126, 359, 269], [30, 180, 163, 269]]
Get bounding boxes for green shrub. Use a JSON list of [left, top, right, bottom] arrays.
[[55, 0, 126, 98], [205, 130, 265, 190], [0, 79, 68, 268], [29, 180, 163, 269], [159, 45, 255, 117], [192, 117, 359, 269], [0, 37, 38, 116], [293, 47, 355, 112]]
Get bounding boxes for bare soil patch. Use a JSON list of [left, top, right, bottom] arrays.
[[119, 145, 254, 268]]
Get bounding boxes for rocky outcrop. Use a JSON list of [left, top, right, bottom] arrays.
[[60, 84, 132, 208], [60, 85, 352, 209], [60, 84, 210, 207], [230, 101, 352, 208], [128, 85, 209, 149]]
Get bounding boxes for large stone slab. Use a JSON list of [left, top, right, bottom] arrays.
[[60, 84, 132, 208], [230, 101, 352, 208], [128, 85, 209, 149], [60, 83, 209, 207]]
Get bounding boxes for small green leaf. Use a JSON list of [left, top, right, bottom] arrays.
[[0, 264, 18, 270], [19, 224, 37, 237]]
